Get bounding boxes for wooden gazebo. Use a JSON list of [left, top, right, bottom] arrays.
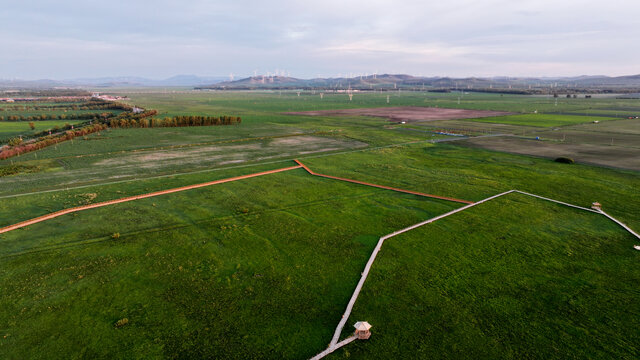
[[353, 321, 372, 340]]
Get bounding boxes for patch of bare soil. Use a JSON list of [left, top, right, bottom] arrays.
[[284, 106, 512, 123], [460, 136, 640, 171]]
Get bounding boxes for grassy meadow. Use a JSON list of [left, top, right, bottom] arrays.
[[0, 90, 639, 359], [0, 120, 84, 142], [334, 193, 640, 359]]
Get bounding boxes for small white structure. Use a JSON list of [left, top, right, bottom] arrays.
[[353, 321, 372, 340], [634, 245, 640, 251], [591, 202, 602, 211]]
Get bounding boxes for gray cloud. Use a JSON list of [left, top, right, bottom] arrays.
[[1, 0, 638, 79]]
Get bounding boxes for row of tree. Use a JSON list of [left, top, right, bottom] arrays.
[[0, 124, 108, 160], [0, 100, 132, 112], [0, 112, 117, 122], [107, 115, 241, 128], [1, 90, 91, 97]]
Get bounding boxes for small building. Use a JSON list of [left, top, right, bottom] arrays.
[[353, 321, 372, 340], [591, 202, 602, 211]]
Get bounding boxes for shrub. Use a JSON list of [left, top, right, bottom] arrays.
[[111, 233, 121, 239], [114, 318, 129, 328], [8, 137, 23, 146], [554, 157, 575, 164]]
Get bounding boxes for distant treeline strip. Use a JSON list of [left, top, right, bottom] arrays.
[[108, 114, 241, 128], [0, 112, 117, 121], [1, 109, 242, 160], [0, 124, 108, 160], [0, 100, 132, 112]]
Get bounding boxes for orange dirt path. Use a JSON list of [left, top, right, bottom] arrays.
[[0, 165, 302, 235], [1, 159, 473, 235], [294, 159, 473, 204]]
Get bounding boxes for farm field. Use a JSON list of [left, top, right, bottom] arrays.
[[460, 135, 640, 171], [467, 113, 618, 127], [0, 90, 639, 359], [0, 120, 84, 141]]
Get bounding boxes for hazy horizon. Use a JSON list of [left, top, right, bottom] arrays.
[[2, 0, 639, 80]]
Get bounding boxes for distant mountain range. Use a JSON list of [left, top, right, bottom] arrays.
[[199, 74, 640, 92], [2, 74, 640, 92], [0, 75, 227, 88]]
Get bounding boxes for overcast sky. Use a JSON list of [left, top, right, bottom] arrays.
[[2, 0, 639, 79]]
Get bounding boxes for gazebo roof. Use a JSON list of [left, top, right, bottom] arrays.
[[353, 321, 372, 331]]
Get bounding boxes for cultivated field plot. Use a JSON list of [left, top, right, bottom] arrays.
[[468, 113, 618, 127], [460, 136, 640, 171], [456, 117, 640, 171], [284, 106, 512, 123], [0, 130, 367, 196], [567, 117, 640, 135], [0, 120, 83, 141]]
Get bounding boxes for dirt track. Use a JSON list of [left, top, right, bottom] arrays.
[[284, 106, 512, 123], [0, 165, 302, 235], [294, 159, 473, 204], [0, 160, 474, 235]]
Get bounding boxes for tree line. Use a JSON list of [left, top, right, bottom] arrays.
[[0, 123, 108, 160], [0, 99, 131, 112], [1, 90, 91, 97], [1, 102, 242, 160], [107, 114, 241, 128], [0, 112, 117, 121]]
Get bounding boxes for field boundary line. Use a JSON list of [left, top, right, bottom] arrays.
[[0, 138, 439, 200], [294, 159, 474, 204], [0, 165, 301, 235], [313, 189, 639, 359]]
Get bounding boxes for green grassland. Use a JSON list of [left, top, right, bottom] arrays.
[[0, 168, 458, 359], [0, 120, 84, 142], [468, 113, 618, 127], [121, 91, 638, 116], [334, 193, 640, 359], [0, 90, 639, 359]]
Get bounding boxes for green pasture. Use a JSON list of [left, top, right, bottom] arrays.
[[123, 91, 630, 116], [0, 167, 458, 359], [0, 120, 84, 142], [334, 193, 640, 359], [468, 113, 618, 127]]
